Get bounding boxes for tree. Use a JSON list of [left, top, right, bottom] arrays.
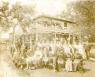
[[10, 2, 35, 32], [73, 0, 95, 36], [0, 1, 35, 33], [0, 2, 10, 32], [60, 0, 95, 38], [0, 1, 36, 40], [9, 2, 36, 44]]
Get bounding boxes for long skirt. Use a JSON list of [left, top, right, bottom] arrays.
[[57, 58, 65, 71], [35, 58, 42, 68], [65, 59, 72, 72], [73, 59, 80, 71]]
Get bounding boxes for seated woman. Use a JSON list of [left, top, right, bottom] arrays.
[[34, 47, 43, 69], [47, 46, 57, 72], [25, 47, 36, 70], [18, 54, 26, 70], [42, 55, 49, 68], [73, 52, 83, 73], [56, 48, 66, 72]]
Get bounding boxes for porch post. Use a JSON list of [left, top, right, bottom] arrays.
[[36, 29, 38, 42]]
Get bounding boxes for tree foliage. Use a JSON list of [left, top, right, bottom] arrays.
[[10, 2, 35, 32], [0, 1, 35, 34], [0, 2, 10, 32], [60, 0, 95, 38]]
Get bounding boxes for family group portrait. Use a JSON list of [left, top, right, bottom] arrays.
[[0, 0, 95, 77]]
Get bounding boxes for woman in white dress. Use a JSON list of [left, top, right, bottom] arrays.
[[73, 42, 86, 59], [77, 43, 86, 59]]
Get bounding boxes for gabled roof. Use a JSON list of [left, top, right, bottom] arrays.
[[32, 15, 75, 24]]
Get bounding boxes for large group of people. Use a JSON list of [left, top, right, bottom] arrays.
[[10, 37, 91, 73]]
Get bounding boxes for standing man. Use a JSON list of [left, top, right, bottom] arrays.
[[84, 43, 91, 60]]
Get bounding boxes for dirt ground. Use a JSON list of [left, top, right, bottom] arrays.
[[0, 45, 95, 77]]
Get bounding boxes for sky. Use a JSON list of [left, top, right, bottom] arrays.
[[0, 0, 76, 38], [1, 0, 76, 15]]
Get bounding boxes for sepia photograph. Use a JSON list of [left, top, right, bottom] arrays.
[[0, 0, 95, 77]]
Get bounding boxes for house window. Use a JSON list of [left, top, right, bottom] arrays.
[[64, 22, 67, 27]]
